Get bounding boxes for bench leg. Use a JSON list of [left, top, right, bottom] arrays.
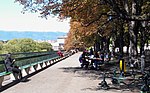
[[39, 63, 43, 68], [33, 64, 38, 71], [30, 66, 36, 73], [42, 62, 47, 68], [10, 73, 19, 80], [0, 76, 4, 87], [25, 67, 30, 75], [37, 64, 42, 70]]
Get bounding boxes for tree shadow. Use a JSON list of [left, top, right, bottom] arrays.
[[59, 67, 105, 80], [59, 64, 117, 80], [80, 83, 140, 93], [59, 66, 140, 93]]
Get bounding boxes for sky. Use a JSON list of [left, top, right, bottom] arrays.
[[0, 0, 70, 33]]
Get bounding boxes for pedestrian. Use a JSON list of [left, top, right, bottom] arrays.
[[4, 53, 23, 80], [57, 50, 64, 57]]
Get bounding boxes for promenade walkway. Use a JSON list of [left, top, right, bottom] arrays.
[[2, 52, 135, 93]]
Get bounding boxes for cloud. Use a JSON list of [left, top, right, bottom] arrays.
[[0, 13, 70, 32], [0, 0, 70, 33]]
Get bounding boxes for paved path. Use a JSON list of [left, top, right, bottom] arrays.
[[2, 52, 138, 93]]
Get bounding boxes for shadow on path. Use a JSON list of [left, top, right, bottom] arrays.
[[59, 65, 116, 80], [59, 66, 140, 93]]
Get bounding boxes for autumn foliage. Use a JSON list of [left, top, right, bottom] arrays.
[[15, 0, 150, 54]]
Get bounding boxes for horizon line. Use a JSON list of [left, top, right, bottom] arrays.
[[0, 30, 68, 33]]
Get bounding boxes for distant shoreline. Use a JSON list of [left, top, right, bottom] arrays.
[[0, 31, 67, 40]]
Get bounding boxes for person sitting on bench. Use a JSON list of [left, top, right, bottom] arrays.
[[79, 51, 89, 68], [93, 51, 104, 70], [4, 53, 23, 80]]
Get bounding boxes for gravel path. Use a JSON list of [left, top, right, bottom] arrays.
[[2, 52, 139, 93]]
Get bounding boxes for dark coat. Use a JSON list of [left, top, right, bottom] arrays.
[[4, 54, 14, 72]]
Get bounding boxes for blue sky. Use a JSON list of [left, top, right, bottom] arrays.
[[0, 0, 70, 32]]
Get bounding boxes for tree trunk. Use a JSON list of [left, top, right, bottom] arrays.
[[100, 37, 104, 51], [127, 32, 130, 55], [140, 21, 147, 55], [106, 38, 110, 53], [111, 38, 115, 58], [95, 41, 100, 52], [129, 22, 139, 56], [119, 21, 124, 56], [94, 34, 101, 52], [140, 31, 145, 55], [129, 0, 141, 57]]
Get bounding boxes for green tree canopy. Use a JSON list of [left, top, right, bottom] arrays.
[[1, 38, 53, 54]]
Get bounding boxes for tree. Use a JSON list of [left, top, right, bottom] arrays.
[[18, 38, 37, 52], [3, 39, 21, 53], [0, 41, 3, 50], [1, 38, 53, 53], [64, 19, 99, 51], [38, 42, 52, 51], [15, 0, 150, 56]]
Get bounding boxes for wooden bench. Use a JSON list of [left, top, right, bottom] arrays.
[[0, 54, 71, 88], [0, 71, 11, 87]]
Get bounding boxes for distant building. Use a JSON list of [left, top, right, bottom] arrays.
[[34, 36, 67, 51], [0, 40, 8, 43], [51, 36, 67, 51], [34, 40, 56, 43]]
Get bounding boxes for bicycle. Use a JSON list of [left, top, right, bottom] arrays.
[[139, 71, 150, 93]]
